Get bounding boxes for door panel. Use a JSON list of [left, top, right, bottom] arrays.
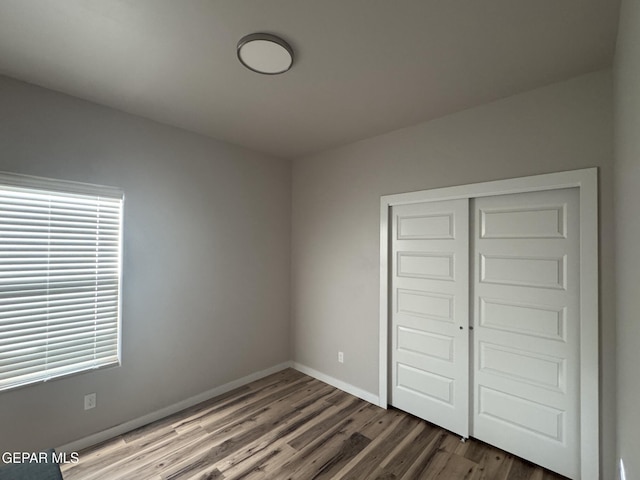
[[390, 199, 469, 437], [472, 188, 579, 479]]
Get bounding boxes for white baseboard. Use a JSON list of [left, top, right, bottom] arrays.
[[57, 360, 380, 453], [57, 361, 293, 453], [292, 362, 379, 405]]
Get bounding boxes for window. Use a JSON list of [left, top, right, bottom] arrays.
[[0, 172, 123, 392]]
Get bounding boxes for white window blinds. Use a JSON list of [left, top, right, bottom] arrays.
[[0, 172, 123, 392]]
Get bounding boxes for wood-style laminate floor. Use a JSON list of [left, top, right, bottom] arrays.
[[61, 369, 568, 480]]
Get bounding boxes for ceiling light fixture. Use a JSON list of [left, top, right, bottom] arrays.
[[237, 33, 294, 75]]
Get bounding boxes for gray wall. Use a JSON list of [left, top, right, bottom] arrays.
[[614, 1, 640, 478], [291, 70, 615, 476], [0, 75, 291, 452]]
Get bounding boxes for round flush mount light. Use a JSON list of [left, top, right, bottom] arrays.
[[237, 33, 294, 75]]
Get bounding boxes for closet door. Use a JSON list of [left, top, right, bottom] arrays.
[[390, 199, 469, 437], [471, 188, 580, 479]]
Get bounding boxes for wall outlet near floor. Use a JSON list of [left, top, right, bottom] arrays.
[[338, 351, 344, 363], [84, 393, 96, 410]]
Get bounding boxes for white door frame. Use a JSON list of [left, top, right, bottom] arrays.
[[379, 168, 599, 479]]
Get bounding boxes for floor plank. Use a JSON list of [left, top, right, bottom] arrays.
[[61, 369, 569, 480]]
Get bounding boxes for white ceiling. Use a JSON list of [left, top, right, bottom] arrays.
[[0, 1, 620, 159]]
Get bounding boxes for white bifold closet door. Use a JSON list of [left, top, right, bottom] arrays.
[[390, 198, 470, 438], [471, 188, 579, 479], [390, 188, 580, 480]]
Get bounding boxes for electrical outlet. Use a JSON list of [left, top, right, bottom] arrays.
[[84, 393, 96, 410], [338, 351, 344, 363]]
